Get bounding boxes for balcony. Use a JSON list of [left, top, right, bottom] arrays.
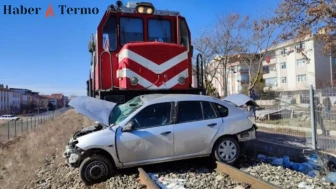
[[263, 71, 277, 79]]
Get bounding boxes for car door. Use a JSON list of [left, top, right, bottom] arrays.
[[116, 102, 174, 164], [173, 100, 223, 157]]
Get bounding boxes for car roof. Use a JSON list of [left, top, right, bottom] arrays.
[[139, 94, 222, 104]]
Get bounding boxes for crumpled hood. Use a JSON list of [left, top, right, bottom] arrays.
[[69, 96, 117, 126], [223, 94, 259, 107]]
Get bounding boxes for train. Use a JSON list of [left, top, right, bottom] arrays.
[[87, 1, 205, 103]]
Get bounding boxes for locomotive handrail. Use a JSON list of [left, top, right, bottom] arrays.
[[100, 50, 114, 90], [196, 53, 204, 89]]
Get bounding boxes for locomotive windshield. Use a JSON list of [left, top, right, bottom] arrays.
[[120, 17, 144, 46], [102, 16, 174, 50], [148, 19, 172, 42]]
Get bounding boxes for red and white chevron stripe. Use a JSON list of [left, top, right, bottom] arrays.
[[117, 48, 189, 89]]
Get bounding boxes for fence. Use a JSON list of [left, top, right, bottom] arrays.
[[0, 108, 68, 143], [255, 86, 336, 154]]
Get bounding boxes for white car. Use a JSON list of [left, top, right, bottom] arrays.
[[63, 94, 257, 185], [0, 114, 20, 121]]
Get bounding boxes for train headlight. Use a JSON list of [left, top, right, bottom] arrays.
[[136, 2, 155, 15], [178, 77, 186, 85], [137, 6, 144, 13], [146, 7, 153, 14], [130, 77, 139, 85]]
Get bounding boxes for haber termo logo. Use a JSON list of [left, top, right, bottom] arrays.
[[2, 4, 99, 17]]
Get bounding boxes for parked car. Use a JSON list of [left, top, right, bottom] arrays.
[[0, 114, 20, 121], [63, 94, 257, 185]]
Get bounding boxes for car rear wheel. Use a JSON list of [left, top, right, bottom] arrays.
[[79, 154, 114, 186], [213, 136, 240, 165]]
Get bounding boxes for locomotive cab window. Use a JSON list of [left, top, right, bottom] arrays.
[[102, 16, 117, 51], [148, 19, 172, 43], [120, 17, 144, 46], [179, 18, 190, 51]]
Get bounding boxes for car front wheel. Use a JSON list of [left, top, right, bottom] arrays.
[[79, 154, 114, 185], [213, 136, 240, 165]]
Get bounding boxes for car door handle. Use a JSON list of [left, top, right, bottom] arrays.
[[207, 123, 217, 127], [161, 131, 171, 135]]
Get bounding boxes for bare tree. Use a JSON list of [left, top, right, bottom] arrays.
[[274, 0, 336, 54], [237, 18, 278, 96], [193, 13, 247, 97]]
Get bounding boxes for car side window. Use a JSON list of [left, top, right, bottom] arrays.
[[176, 101, 203, 123], [213, 103, 229, 117], [201, 101, 218, 119], [132, 102, 172, 129]]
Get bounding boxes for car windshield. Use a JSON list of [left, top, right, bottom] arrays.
[[109, 96, 144, 125]]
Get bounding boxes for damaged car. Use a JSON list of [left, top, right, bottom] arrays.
[[63, 94, 257, 185]]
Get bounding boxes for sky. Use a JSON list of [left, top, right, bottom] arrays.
[[0, 0, 280, 96]]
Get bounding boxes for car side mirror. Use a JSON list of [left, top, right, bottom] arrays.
[[122, 121, 135, 132]]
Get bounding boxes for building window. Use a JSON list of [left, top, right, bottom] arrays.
[[281, 77, 287, 83], [295, 42, 305, 51], [265, 77, 277, 86], [296, 59, 306, 66], [332, 57, 336, 65], [239, 75, 249, 82], [263, 66, 270, 74], [280, 48, 287, 55], [297, 74, 307, 82], [280, 62, 286, 69]]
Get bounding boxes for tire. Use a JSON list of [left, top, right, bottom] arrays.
[[213, 136, 240, 165], [79, 154, 114, 186]]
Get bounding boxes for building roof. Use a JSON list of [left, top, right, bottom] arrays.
[[39, 95, 49, 99], [51, 93, 64, 99], [0, 88, 10, 92]]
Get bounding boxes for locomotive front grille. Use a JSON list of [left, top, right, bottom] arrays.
[[104, 95, 125, 104]]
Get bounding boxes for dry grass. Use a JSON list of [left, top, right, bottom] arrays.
[[258, 127, 308, 137], [0, 110, 94, 189]]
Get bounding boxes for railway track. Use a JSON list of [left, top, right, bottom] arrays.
[[137, 159, 277, 189]]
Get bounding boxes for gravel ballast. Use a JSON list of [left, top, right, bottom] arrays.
[[241, 163, 336, 189]]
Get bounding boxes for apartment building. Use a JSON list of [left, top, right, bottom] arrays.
[[262, 34, 336, 95], [38, 96, 49, 110], [51, 93, 65, 108], [9, 91, 21, 113], [205, 55, 257, 97], [10, 88, 34, 106], [0, 85, 10, 114]]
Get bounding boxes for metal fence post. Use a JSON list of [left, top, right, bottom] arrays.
[[309, 85, 317, 150], [21, 119, 23, 134], [30, 116, 32, 130], [7, 121, 10, 140], [14, 120, 17, 137]]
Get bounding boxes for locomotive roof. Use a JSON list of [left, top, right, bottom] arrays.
[[106, 1, 181, 16]]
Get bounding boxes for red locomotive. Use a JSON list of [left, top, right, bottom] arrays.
[[87, 1, 205, 103]]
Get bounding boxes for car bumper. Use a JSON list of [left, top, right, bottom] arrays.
[[63, 140, 83, 168], [237, 126, 257, 142]]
